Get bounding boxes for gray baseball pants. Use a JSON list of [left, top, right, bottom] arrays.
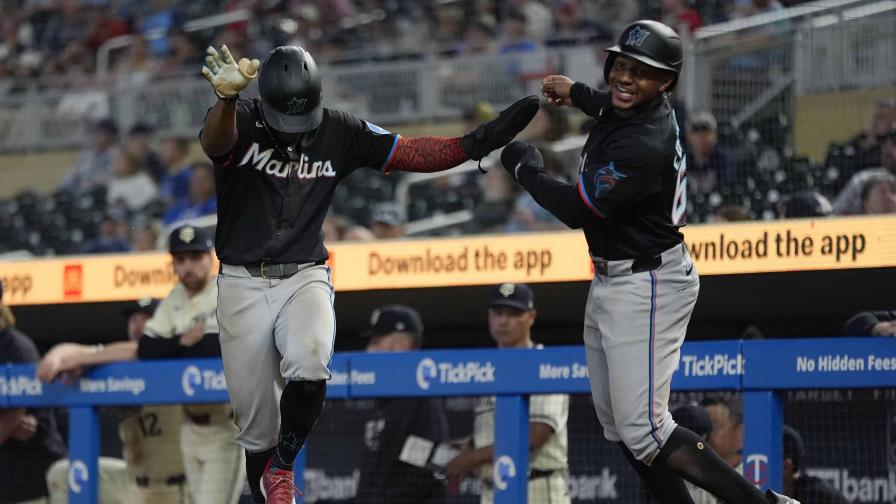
[[216, 263, 335, 452], [584, 243, 699, 463]]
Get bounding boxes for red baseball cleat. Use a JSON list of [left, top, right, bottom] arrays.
[[260, 458, 302, 503]]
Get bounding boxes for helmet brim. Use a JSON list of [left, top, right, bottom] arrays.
[[261, 99, 323, 133], [604, 46, 678, 74]]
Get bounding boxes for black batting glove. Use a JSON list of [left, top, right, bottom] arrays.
[[460, 96, 539, 161], [500, 141, 543, 181]]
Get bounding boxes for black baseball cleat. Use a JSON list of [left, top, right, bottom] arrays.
[[766, 490, 800, 504], [461, 95, 540, 161]]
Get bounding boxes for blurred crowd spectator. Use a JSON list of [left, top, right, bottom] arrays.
[[0, 0, 823, 95], [0, 0, 887, 259]]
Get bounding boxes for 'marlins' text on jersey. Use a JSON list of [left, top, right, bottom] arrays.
[[202, 98, 398, 265], [239, 142, 337, 180]]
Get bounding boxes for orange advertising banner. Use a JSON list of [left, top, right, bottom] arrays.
[[0, 216, 893, 306]]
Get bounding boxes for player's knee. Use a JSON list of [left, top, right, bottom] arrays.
[[620, 428, 662, 463]]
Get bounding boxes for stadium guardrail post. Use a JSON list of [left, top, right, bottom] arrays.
[[743, 390, 783, 493], [67, 406, 100, 504], [493, 395, 529, 504]]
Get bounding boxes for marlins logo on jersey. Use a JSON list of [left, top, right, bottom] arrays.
[[238, 143, 337, 180]]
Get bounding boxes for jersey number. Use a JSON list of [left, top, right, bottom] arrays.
[[670, 112, 687, 226], [138, 413, 161, 438]]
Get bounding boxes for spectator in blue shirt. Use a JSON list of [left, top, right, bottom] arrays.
[[140, 0, 181, 57], [499, 9, 538, 54], [162, 162, 216, 225], [158, 136, 193, 205]]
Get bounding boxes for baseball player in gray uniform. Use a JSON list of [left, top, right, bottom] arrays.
[[199, 41, 536, 503], [445, 283, 570, 504], [501, 20, 798, 504]]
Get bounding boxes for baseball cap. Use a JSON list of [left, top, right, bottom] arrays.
[[690, 111, 717, 132], [782, 424, 806, 468], [671, 404, 712, 439], [94, 118, 118, 136], [122, 297, 160, 318], [127, 122, 154, 136], [779, 191, 832, 218], [489, 283, 535, 311], [370, 202, 406, 227], [168, 225, 213, 255], [364, 305, 424, 338]]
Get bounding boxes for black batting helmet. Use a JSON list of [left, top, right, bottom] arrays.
[[604, 20, 683, 90], [258, 46, 323, 133]]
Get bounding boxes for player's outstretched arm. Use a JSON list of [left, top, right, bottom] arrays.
[[385, 96, 539, 173], [501, 141, 587, 229], [37, 342, 138, 383], [200, 45, 260, 157]]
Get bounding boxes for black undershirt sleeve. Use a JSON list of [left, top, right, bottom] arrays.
[[516, 164, 589, 229], [570, 82, 609, 118], [137, 333, 221, 359]]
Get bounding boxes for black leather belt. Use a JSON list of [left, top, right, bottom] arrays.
[[631, 255, 662, 273], [243, 260, 325, 279], [592, 255, 662, 275], [135, 474, 186, 487], [529, 468, 559, 480], [484, 469, 560, 488], [187, 413, 210, 425]]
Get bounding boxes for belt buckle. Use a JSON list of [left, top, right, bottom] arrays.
[[259, 261, 269, 279]]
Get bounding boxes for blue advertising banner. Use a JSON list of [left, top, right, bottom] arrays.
[[326, 353, 351, 399], [743, 338, 896, 389], [4, 358, 230, 407], [3, 342, 749, 408], [673, 340, 743, 390]]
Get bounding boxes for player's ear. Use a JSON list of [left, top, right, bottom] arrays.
[[659, 74, 674, 93]]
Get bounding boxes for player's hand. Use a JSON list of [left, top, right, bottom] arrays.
[[38, 344, 87, 383], [871, 321, 896, 336], [11, 414, 38, 441], [201, 45, 260, 100], [180, 322, 206, 347], [461, 95, 539, 161], [444, 450, 479, 482], [542, 75, 574, 107], [500, 141, 543, 181]]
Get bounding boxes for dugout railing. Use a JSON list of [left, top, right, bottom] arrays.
[[1, 337, 894, 503]]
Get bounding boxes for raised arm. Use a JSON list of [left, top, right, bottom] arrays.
[[542, 75, 607, 118], [199, 45, 259, 157], [385, 96, 539, 173]]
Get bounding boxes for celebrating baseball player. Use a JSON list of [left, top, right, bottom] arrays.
[[499, 20, 799, 504], [199, 44, 536, 503]]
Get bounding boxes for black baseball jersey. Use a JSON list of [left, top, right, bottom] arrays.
[[0, 327, 67, 503], [516, 83, 685, 260], [355, 398, 449, 503], [794, 475, 849, 504], [203, 98, 399, 265], [572, 83, 686, 259]]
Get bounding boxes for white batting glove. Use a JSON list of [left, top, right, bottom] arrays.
[[201, 45, 261, 100]]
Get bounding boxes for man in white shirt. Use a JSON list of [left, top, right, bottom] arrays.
[[445, 283, 570, 504]]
